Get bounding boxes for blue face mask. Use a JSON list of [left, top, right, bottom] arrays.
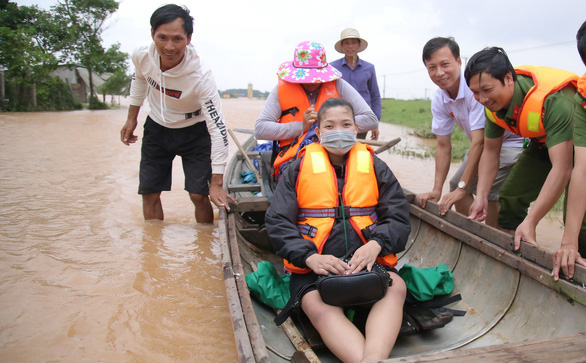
[[320, 130, 357, 155]]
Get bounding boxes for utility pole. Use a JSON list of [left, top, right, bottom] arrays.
[[383, 74, 386, 99], [0, 69, 4, 105]]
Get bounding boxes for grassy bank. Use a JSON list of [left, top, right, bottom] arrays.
[[380, 98, 470, 162]]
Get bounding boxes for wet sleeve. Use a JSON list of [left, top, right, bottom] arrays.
[[337, 79, 378, 133], [265, 160, 317, 267], [254, 85, 305, 141], [367, 156, 411, 255], [198, 69, 228, 174]]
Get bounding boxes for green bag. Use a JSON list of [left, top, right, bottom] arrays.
[[398, 263, 454, 302], [245, 261, 290, 309]]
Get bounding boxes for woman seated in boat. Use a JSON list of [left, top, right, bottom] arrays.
[[266, 98, 410, 362], [254, 41, 378, 179]]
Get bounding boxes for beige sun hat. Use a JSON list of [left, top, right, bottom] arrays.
[[334, 28, 368, 53]]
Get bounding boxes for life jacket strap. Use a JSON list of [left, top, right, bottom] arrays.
[[297, 223, 318, 238], [278, 137, 299, 157], [531, 135, 547, 143], [281, 106, 300, 118], [298, 206, 377, 220], [406, 292, 466, 316], [274, 283, 315, 326]]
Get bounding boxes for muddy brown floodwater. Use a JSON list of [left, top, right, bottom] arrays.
[[0, 98, 563, 361]]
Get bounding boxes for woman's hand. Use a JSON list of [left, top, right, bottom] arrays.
[[347, 241, 382, 274], [305, 254, 349, 276]]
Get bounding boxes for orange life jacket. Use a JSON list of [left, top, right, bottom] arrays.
[[273, 79, 339, 176], [578, 73, 586, 110], [485, 65, 578, 143], [283, 142, 398, 274]]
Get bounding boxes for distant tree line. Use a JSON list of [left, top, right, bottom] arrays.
[[0, 0, 130, 111], [220, 88, 270, 99]]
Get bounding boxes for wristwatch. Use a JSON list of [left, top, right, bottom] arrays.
[[457, 180, 466, 190]]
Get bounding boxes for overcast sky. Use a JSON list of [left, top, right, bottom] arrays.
[[18, 0, 586, 99]]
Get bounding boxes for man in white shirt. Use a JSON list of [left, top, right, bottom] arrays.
[[415, 37, 524, 227], [120, 4, 235, 223]]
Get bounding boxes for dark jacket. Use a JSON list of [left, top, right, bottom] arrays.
[[266, 153, 411, 269]]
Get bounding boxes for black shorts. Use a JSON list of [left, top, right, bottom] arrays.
[[138, 116, 211, 195]]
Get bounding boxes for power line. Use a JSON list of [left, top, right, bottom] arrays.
[[380, 68, 426, 77], [505, 40, 574, 53], [378, 40, 575, 78]]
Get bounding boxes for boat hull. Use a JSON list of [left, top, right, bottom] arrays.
[[221, 135, 586, 362]]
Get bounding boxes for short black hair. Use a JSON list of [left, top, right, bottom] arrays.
[[464, 47, 517, 86], [150, 4, 194, 37], [422, 37, 460, 64], [317, 98, 355, 126], [577, 20, 586, 66]]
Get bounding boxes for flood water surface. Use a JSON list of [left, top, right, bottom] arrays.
[[0, 105, 237, 361], [0, 98, 563, 361]]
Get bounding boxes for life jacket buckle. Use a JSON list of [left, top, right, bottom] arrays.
[[334, 206, 350, 219], [298, 223, 317, 238], [278, 137, 299, 157]]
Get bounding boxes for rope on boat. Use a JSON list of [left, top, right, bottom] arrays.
[[265, 344, 293, 361]]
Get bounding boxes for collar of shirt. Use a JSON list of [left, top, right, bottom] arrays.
[[341, 56, 363, 69], [438, 71, 467, 104]]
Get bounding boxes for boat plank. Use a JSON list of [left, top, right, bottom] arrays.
[[218, 208, 257, 362], [227, 184, 262, 193], [384, 333, 586, 362], [234, 152, 262, 160], [279, 318, 320, 362], [229, 197, 270, 212], [226, 212, 271, 362]]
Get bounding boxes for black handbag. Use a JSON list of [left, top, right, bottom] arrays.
[[316, 260, 392, 306], [314, 194, 393, 307]]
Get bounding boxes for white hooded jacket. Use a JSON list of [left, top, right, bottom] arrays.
[[129, 42, 228, 174]]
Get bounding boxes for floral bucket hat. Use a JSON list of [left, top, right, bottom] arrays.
[[277, 41, 342, 84]]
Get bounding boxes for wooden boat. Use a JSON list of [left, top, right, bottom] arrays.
[[220, 134, 586, 362]]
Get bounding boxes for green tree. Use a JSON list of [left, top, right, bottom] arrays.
[[0, 2, 67, 108], [53, 0, 128, 108], [98, 69, 131, 103]]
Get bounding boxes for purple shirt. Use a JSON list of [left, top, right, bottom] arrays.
[[330, 57, 382, 120]]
